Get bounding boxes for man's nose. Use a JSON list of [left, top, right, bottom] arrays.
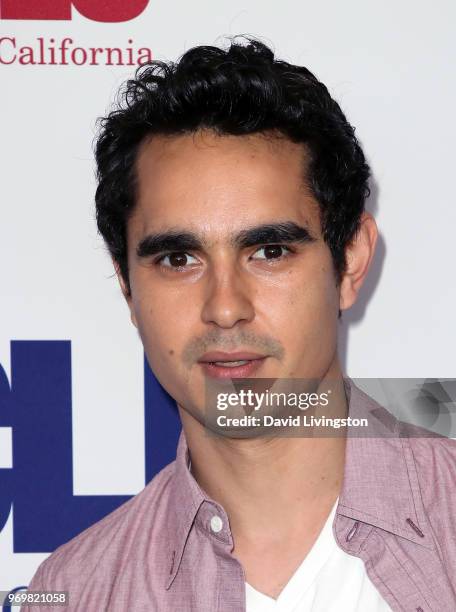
[[201, 265, 255, 329]]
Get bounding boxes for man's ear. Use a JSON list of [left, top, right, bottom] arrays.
[[339, 212, 378, 312], [112, 259, 138, 328]]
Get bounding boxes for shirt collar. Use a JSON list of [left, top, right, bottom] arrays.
[[337, 377, 434, 550], [165, 376, 434, 588], [165, 428, 235, 589], [165, 430, 206, 589]]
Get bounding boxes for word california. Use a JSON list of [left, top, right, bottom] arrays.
[[0, 37, 153, 66]]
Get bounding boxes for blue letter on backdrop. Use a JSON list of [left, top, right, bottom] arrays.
[[0, 341, 180, 553]]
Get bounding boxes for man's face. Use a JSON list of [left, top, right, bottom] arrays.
[[121, 130, 344, 425]]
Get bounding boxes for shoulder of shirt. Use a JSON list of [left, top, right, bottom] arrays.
[[403, 422, 456, 493], [402, 424, 456, 584], [401, 420, 456, 459], [27, 459, 177, 591]]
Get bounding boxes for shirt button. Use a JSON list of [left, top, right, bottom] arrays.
[[210, 515, 223, 533]]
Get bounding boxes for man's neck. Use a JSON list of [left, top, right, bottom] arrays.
[[178, 369, 348, 598]]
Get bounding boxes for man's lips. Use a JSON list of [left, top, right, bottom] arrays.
[[198, 351, 266, 363], [197, 351, 268, 379]]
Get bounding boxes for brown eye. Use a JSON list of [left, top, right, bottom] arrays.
[[157, 252, 198, 269], [251, 245, 291, 261], [263, 245, 284, 259], [169, 253, 188, 267]]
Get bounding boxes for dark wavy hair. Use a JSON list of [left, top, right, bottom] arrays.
[[94, 36, 371, 306]]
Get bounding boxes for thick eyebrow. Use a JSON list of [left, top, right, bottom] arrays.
[[136, 232, 203, 258], [233, 222, 317, 248], [136, 221, 317, 259]]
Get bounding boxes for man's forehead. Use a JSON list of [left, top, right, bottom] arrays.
[[130, 129, 321, 239], [134, 129, 313, 198]]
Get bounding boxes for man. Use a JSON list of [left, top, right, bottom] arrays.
[[23, 37, 456, 611]]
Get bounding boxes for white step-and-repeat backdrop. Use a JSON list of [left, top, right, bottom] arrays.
[[1, 0, 455, 600]]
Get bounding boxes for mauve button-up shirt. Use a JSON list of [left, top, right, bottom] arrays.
[[22, 378, 456, 611]]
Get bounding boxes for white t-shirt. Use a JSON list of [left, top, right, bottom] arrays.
[[245, 497, 393, 611]]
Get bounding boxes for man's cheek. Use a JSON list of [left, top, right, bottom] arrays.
[[134, 317, 168, 364]]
